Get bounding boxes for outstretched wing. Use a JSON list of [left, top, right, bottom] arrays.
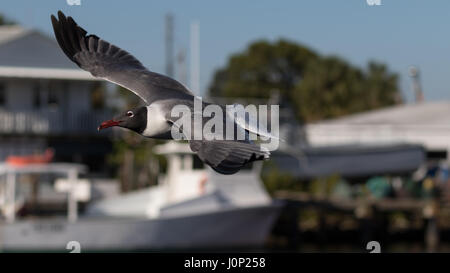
[[165, 105, 270, 175], [51, 11, 193, 105]]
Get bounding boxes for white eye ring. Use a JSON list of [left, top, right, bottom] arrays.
[[127, 111, 134, 117]]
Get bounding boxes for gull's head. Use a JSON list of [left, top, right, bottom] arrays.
[[98, 106, 147, 134]]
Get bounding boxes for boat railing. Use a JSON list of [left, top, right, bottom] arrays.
[[0, 163, 87, 223]]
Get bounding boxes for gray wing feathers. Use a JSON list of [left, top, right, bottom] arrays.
[[165, 101, 268, 174], [190, 140, 270, 175], [51, 11, 193, 104]]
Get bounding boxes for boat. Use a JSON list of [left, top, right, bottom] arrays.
[[0, 142, 282, 251], [5, 148, 54, 166]]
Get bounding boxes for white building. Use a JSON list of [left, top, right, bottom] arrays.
[[0, 25, 113, 172], [306, 101, 450, 161]]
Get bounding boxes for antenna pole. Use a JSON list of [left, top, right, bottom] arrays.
[[165, 14, 174, 78], [190, 21, 200, 95]]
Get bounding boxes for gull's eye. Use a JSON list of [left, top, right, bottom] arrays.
[[127, 111, 134, 117]]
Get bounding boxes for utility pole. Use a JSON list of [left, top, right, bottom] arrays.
[[165, 14, 174, 78], [177, 48, 187, 86], [190, 21, 200, 95]]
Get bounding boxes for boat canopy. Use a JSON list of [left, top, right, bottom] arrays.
[[271, 143, 426, 179]]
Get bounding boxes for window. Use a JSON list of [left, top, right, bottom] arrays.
[[193, 155, 205, 170], [47, 82, 59, 108], [0, 84, 6, 107], [33, 84, 41, 109], [427, 150, 447, 160], [90, 82, 105, 110]]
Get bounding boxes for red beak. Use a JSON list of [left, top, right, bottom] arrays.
[[98, 119, 121, 131]]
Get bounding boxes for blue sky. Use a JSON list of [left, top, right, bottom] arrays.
[[1, 0, 450, 102]]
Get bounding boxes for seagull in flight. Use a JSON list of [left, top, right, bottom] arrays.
[[51, 11, 272, 175]]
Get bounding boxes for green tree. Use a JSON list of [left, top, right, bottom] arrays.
[[209, 39, 318, 103], [0, 14, 14, 25], [295, 58, 400, 121], [208, 39, 401, 122], [364, 61, 401, 109]]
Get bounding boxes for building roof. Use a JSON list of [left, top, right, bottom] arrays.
[[314, 101, 450, 126], [0, 25, 29, 44], [0, 25, 98, 81], [306, 101, 450, 152]]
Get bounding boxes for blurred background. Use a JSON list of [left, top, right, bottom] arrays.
[[0, 0, 449, 252]]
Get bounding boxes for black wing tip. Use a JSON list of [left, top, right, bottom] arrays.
[[57, 10, 66, 20], [50, 10, 62, 19], [196, 140, 270, 175], [50, 10, 85, 66], [49, 11, 67, 23]]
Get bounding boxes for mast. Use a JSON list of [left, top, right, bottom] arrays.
[[409, 66, 424, 103], [165, 14, 174, 78], [190, 21, 200, 95]]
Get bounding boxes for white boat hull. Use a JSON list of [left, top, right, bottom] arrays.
[[0, 203, 281, 251]]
